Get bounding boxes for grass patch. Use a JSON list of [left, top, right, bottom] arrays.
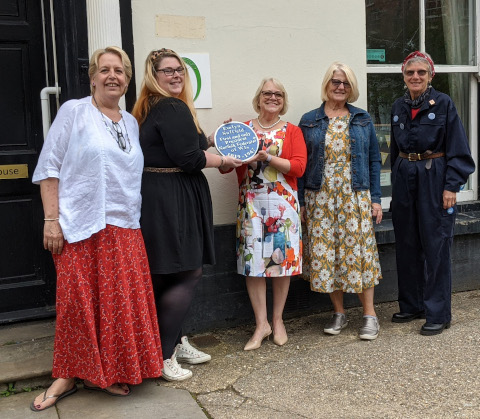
[[0, 383, 17, 397]]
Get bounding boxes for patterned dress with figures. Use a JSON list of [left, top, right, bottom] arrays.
[[237, 122, 302, 277], [303, 114, 381, 293]]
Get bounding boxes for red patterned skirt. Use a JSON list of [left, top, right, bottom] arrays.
[[52, 225, 163, 387]]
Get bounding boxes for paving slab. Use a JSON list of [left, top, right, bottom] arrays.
[[0, 320, 55, 346], [0, 391, 57, 419], [0, 319, 55, 385], [0, 380, 206, 419], [1, 291, 479, 418], [0, 339, 53, 384], [167, 290, 480, 419]]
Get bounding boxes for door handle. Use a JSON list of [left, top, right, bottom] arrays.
[[40, 86, 61, 139]]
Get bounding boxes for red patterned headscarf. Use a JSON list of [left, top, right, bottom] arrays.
[[401, 51, 435, 78]]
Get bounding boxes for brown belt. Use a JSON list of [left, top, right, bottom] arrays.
[[144, 167, 183, 173], [398, 151, 445, 161]]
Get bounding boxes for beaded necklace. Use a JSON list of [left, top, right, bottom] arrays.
[[257, 117, 281, 130]]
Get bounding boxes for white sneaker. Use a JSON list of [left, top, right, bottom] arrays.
[[161, 351, 192, 382], [175, 336, 211, 365]]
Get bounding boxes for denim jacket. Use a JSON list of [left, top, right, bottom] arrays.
[[298, 102, 381, 206]]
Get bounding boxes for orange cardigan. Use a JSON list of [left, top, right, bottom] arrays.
[[222, 122, 307, 190]]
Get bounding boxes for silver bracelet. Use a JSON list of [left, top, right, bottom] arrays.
[[44, 218, 59, 221], [218, 155, 225, 168]]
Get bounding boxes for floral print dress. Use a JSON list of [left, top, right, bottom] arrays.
[[303, 115, 381, 293], [237, 122, 302, 277]]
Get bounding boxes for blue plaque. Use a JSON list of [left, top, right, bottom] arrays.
[[214, 122, 259, 162]]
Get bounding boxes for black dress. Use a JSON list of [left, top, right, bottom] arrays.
[[140, 97, 215, 274]]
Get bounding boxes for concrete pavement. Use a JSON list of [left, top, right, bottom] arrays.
[[1, 290, 480, 418], [0, 382, 205, 419]]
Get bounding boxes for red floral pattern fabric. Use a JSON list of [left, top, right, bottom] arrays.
[[52, 225, 163, 388], [236, 122, 302, 277]]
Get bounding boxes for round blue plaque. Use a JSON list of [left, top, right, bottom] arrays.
[[214, 122, 259, 162]]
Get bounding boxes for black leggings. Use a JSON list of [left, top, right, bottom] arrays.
[[151, 268, 202, 359]]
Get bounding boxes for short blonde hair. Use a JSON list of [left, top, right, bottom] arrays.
[[88, 46, 132, 95], [321, 62, 359, 103], [252, 77, 289, 115]]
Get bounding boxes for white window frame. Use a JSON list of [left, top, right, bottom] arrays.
[[367, 0, 479, 209]]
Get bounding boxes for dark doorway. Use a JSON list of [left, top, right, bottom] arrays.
[[0, 0, 138, 323], [0, 0, 88, 323], [0, 0, 55, 322]]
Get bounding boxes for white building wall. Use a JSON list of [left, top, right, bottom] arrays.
[[132, 0, 367, 224]]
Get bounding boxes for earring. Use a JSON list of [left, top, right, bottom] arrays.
[[92, 82, 95, 87]]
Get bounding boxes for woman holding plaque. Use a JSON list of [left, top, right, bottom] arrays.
[[224, 77, 307, 350], [132, 49, 241, 381], [390, 52, 474, 335], [299, 62, 383, 340]]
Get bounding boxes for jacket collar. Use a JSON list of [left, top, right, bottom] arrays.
[[400, 87, 438, 114], [315, 102, 367, 121], [419, 87, 438, 112]]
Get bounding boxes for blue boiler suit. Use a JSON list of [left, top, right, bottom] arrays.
[[390, 88, 475, 323]]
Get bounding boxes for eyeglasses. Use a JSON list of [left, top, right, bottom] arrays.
[[330, 79, 351, 89], [111, 121, 132, 152], [156, 67, 185, 76], [261, 91, 284, 99], [405, 69, 428, 77]]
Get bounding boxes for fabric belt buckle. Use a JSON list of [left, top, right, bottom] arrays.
[[408, 153, 421, 161]]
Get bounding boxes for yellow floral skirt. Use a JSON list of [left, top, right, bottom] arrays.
[[303, 161, 382, 293]]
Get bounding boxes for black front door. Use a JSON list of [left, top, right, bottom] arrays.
[[0, 0, 56, 322]]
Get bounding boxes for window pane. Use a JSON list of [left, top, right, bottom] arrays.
[[366, 0, 419, 64], [367, 74, 404, 197], [367, 73, 472, 196], [432, 73, 470, 130], [426, 0, 475, 65], [432, 72, 471, 191]]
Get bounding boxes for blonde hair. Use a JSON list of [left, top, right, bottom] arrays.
[[252, 77, 289, 115], [88, 46, 132, 95], [321, 62, 359, 103], [132, 49, 201, 132]]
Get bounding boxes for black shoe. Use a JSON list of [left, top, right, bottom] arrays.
[[420, 322, 451, 336], [391, 312, 426, 323]]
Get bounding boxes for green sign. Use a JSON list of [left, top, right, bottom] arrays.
[[367, 49, 385, 62], [182, 56, 202, 101]]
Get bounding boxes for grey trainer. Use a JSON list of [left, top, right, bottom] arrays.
[[359, 316, 380, 340], [324, 313, 348, 335]]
